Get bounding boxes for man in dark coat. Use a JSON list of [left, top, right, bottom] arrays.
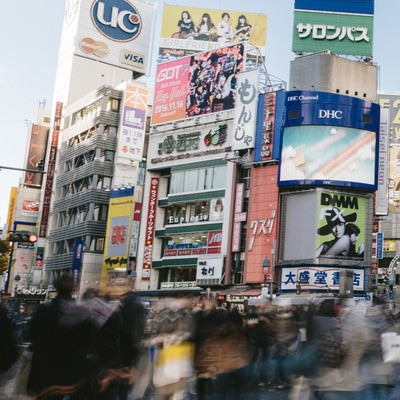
[[0, 303, 19, 373], [26, 273, 93, 399]]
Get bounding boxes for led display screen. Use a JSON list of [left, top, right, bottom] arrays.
[[279, 124, 377, 189]]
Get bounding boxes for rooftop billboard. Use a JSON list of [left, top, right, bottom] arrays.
[[71, 0, 155, 75], [294, 0, 374, 15], [278, 91, 380, 190], [158, 4, 267, 63], [152, 44, 244, 125], [292, 10, 374, 57]]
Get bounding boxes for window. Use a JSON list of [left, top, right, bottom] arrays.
[[169, 165, 226, 194]]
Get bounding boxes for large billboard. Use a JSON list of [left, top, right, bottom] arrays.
[[72, 0, 155, 75], [101, 186, 135, 289], [153, 44, 244, 125], [316, 192, 367, 261], [158, 4, 267, 63], [278, 91, 380, 190], [292, 6, 374, 57], [280, 189, 372, 265]]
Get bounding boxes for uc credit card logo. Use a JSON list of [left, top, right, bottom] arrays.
[[91, 0, 142, 42]]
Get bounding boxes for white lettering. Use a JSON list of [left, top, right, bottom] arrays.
[[318, 109, 343, 119]]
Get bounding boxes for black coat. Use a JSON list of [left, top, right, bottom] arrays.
[[26, 297, 93, 395], [0, 304, 18, 373]]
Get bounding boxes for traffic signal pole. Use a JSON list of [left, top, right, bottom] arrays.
[[4, 221, 37, 295]]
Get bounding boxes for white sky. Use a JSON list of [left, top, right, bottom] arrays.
[[0, 0, 398, 225]]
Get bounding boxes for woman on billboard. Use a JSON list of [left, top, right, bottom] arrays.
[[316, 207, 358, 257]]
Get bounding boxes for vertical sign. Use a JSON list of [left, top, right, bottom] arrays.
[[142, 178, 159, 280], [116, 83, 149, 163], [232, 183, 245, 252], [71, 239, 84, 289], [376, 232, 384, 259], [232, 69, 259, 150], [39, 102, 63, 238], [375, 107, 389, 215], [24, 124, 49, 187]]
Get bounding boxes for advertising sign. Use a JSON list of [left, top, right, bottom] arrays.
[[196, 257, 223, 285], [142, 178, 159, 280], [73, 0, 155, 74], [244, 165, 279, 283], [379, 95, 400, 212], [24, 124, 48, 187], [375, 108, 389, 215], [316, 191, 367, 261], [280, 125, 376, 188], [232, 69, 259, 150], [71, 239, 84, 287], [153, 44, 244, 125], [292, 10, 374, 57], [39, 102, 63, 238], [280, 266, 365, 291], [159, 4, 267, 62], [13, 245, 35, 289], [279, 91, 379, 190], [116, 82, 148, 163], [294, 0, 374, 15], [149, 121, 233, 166], [280, 189, 371, 264], [101, 186, 134, 288]]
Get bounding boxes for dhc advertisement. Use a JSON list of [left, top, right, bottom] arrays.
[[278, 91, 380, 190]]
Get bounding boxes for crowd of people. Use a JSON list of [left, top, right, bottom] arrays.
[[2, 278, 400, 400], [172, 11, 254, 45]]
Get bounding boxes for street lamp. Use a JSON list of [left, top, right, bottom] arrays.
[[261, 258, 270, 300]]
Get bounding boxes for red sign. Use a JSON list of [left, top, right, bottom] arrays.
[[142, 178, 159, 279], [39, 102, 62, 238]]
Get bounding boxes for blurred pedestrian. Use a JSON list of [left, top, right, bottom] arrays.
[[269, 303, 298, 389], [81, 287, 124, 400], [194, 302, 252, 399], [0, 303, 19, 374], [25, 273, 93, 399], [359, 299, 396, 400], [149, 296, 196, 400]]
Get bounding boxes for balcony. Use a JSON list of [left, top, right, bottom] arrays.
[[59, 134, 117, 161], [52, 189, 110, 213], [48, 220, 107, 242], [56, 160, 114, 187], [45, 252, 74, 270]]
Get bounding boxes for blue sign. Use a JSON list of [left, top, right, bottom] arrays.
[[91, 0, 142, 42], [284, 91, 380, 132], [294, 0, 374, 15], [376, 232, 383, 259], [278, 91, 380, 191]]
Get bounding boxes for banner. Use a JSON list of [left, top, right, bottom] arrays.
[[316, 191, 367, 261], [159, 5, 267, 62], [153, 44, 244, 124]]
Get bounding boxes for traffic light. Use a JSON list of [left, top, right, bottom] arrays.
[[8, 231, 38, 243], [36, 159, 45, 171]]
